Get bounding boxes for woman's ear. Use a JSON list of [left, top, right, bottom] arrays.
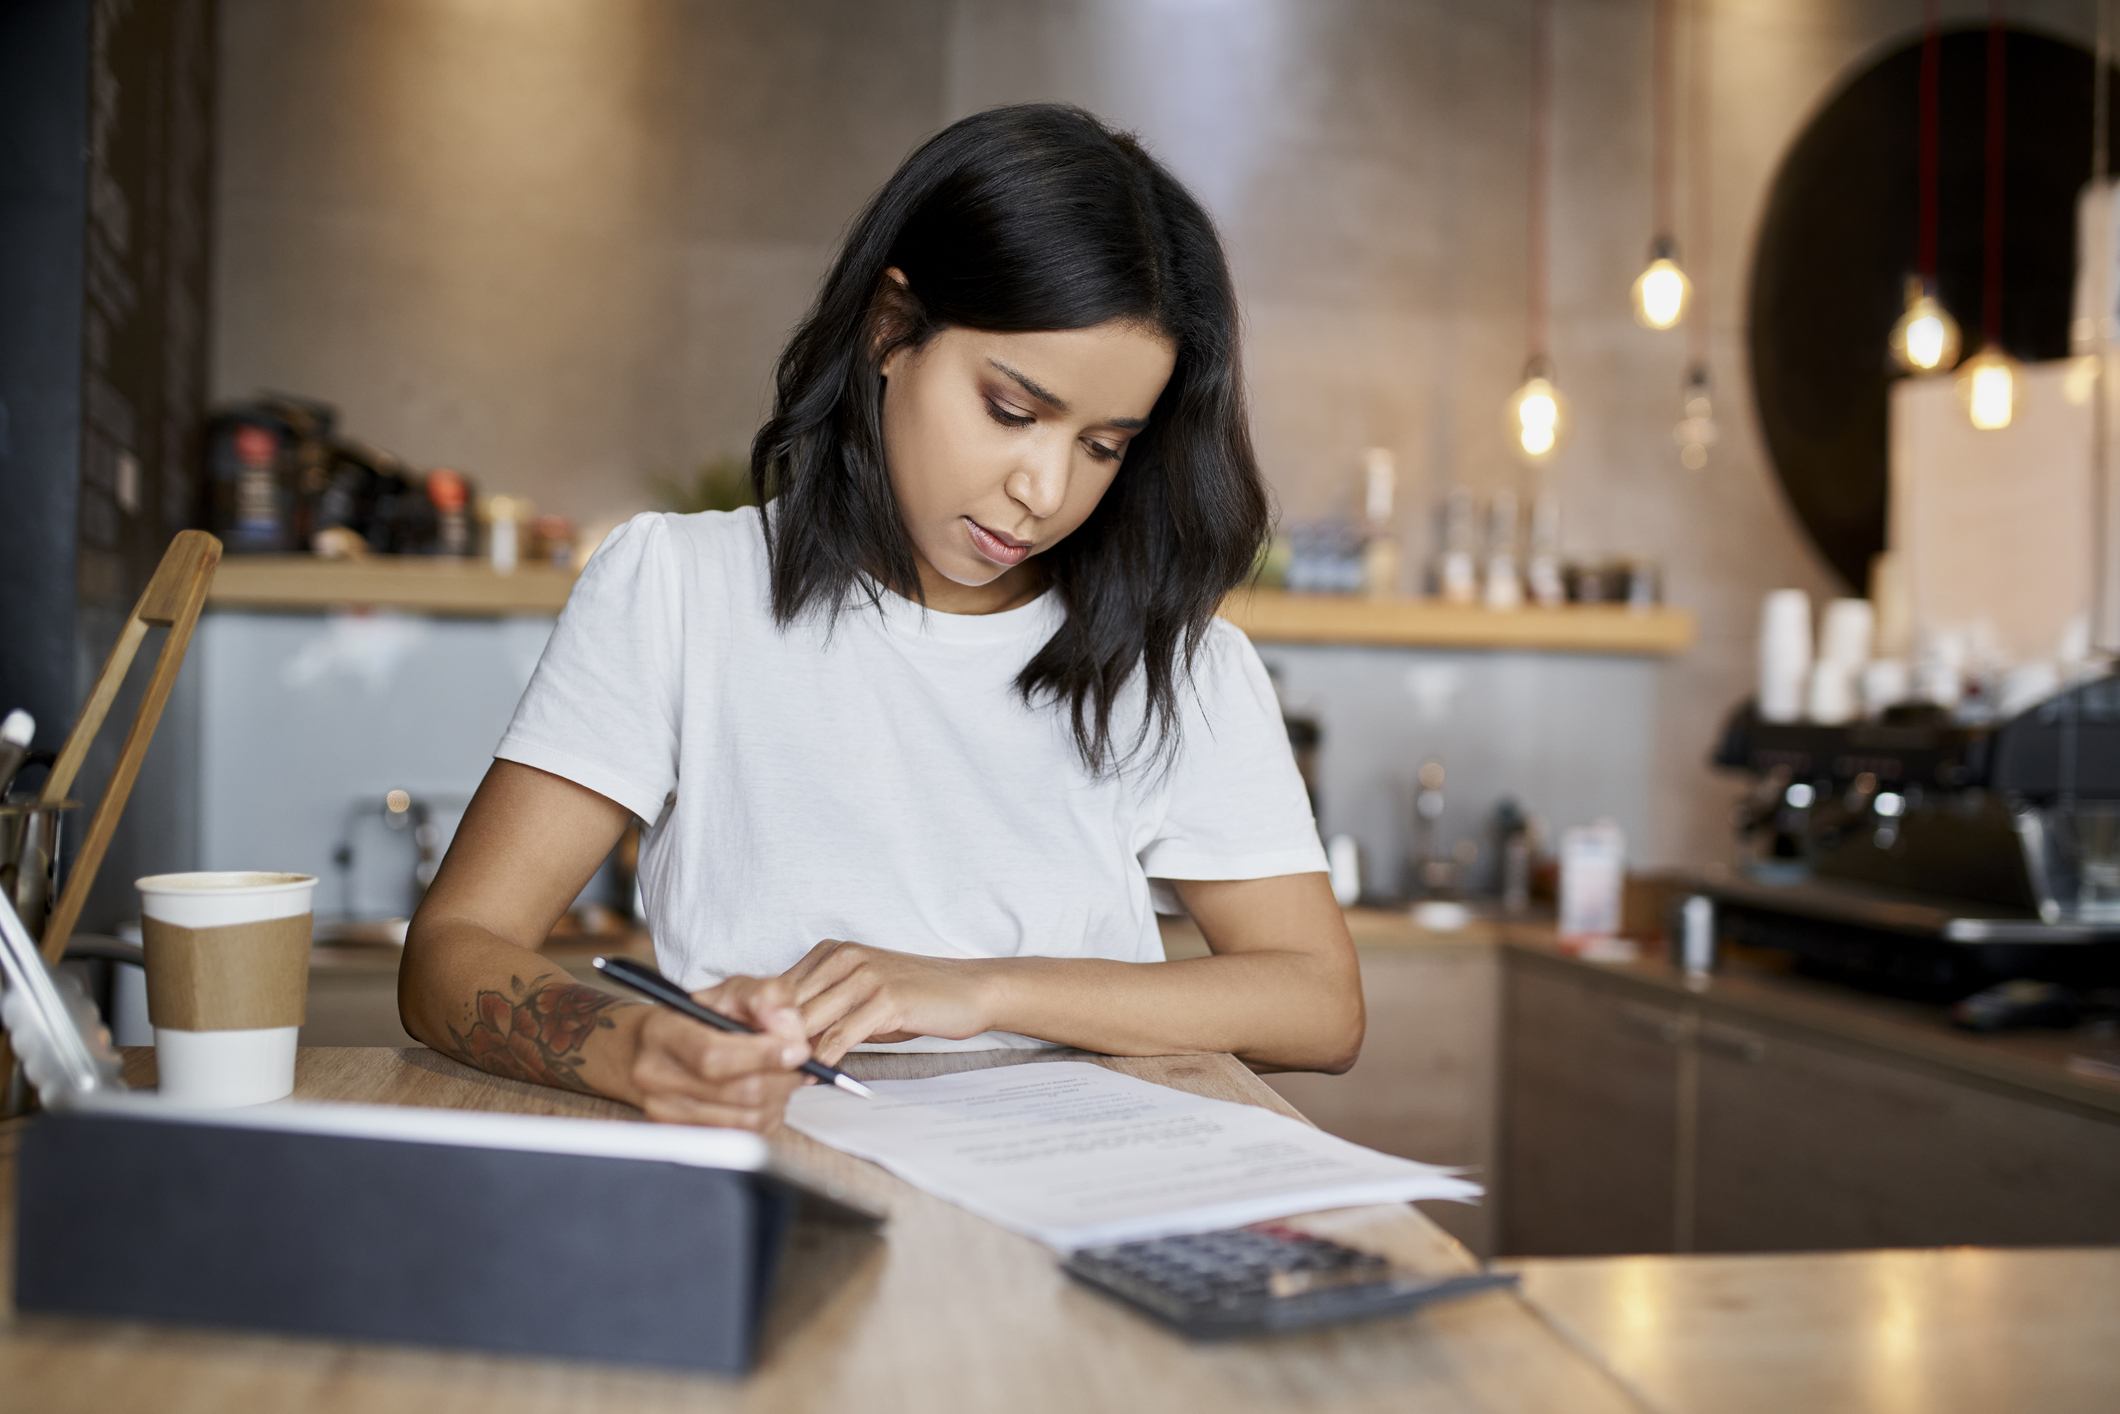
[[867, 267, 928, 371]]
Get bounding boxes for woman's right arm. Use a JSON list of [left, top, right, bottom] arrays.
[[399, 759, 811, 1131]]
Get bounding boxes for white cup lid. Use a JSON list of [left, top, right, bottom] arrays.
[[137, 871, 317, 896]]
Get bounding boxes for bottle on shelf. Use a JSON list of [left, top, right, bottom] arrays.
[[481, 494, 533, 574], [1436, 489, 1478, 605], [204, 394, 336, 553], [426, 469, 474, 557], [1360, 447, 1401, 597], [1526, 491, 1565, 607], [1483, 489, 1523, 609]]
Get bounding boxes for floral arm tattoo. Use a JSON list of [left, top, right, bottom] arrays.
[[443, 974, 627, 1093]]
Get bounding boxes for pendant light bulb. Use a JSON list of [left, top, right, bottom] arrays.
[[1957, 347, 2020, 430], [1508, 361, 1567, 463], [1674, 363, 1718, 469], [1631, 239, 1691, 330], [1889, 277, 1961, 374]]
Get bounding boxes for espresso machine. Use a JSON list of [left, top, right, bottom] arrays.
[[1698, 673, 2120, 1001]]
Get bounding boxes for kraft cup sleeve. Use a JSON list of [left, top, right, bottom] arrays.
[[140, 915, 312, 1030]]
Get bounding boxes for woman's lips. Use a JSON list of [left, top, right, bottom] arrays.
[[964, 517, 1032, 567]]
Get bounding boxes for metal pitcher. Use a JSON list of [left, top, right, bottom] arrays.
[[1, 798, 80, 943]]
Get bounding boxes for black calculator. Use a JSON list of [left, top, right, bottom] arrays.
[[1062, 1223, 1518, 1339]]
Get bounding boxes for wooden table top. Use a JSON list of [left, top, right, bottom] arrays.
[[1506, 1246, 2120, 1414], [0, 1046, 1648, 1414]]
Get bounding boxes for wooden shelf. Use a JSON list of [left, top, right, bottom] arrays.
[[208, 560, 1694, 654], [1219, 588, 1695, 655], [208, 555, 577, 615]]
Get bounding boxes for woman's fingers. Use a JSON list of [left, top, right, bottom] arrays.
[[695, 974, 810, 1065], [673, 1022, 798, 1081], [794, 964, 899, 1048], [625, 972, 821, 1129], [700, 973, 801, 1029], [699, 972, 791, 1011], [781, 939, 858, 999], [813, 992, 905, 1067], [781, 945, 992, 1063], [640, 1072, 803, 1131], [632, 1009, 801, 1103]]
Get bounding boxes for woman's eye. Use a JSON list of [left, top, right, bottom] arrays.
[[984, 399, 1035, 429], [1085, 440, 1123, 462]]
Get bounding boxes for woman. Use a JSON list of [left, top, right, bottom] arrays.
[[399, 104, 1361, 1131]]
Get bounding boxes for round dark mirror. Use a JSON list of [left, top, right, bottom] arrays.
[[1748, 28, 2118, 590]]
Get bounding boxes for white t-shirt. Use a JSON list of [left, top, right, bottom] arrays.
[[495, 508, 1327, 1050]]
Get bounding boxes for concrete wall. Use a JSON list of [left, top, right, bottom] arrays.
[[210, 0, 2102, 869]]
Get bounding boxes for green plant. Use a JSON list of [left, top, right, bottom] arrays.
[[653, 454, 756, 514]]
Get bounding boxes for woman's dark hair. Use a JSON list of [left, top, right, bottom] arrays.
[[751, 103, 1269, 773]]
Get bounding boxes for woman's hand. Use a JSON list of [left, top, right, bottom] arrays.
[[624, 975, 812, 1132], [782, 942, 996, 1063]]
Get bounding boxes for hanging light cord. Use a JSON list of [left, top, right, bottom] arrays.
[[1982, 1, 2008, 349], [2098, 0, 2110, 191], [1652, 0, 1677, 242], [1527, 0, 1553, 364], [1685, 0, 1712, 368], [2095, 0, 2115, 654], [1918, 0, 1942, 289]]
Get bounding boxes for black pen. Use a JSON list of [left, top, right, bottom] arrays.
[[593, 954, 876, 1099]]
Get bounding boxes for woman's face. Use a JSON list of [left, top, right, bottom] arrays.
[[878, 310, 1176, 614]]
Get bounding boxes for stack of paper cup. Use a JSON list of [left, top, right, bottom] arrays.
[[137, 871, 315, 1107], [1817, 598, 1874, 667], [1806, 598, 1874, 725], [1916, 628, 1967, 709], [1757, 590, 1813, 723], [1861, 658, 1912, 718]]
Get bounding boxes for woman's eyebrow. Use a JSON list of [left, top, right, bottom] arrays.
[[987, 358, 1149, 430], [987, 359, 1069, 413]]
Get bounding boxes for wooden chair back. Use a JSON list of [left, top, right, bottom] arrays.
[[34, 529, 222, 962]]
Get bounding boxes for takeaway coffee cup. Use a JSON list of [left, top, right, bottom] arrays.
[[136, 871, 316, 1107]]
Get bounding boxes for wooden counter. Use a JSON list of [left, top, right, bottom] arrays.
[[0, 1046, 1644, 1414], [1173, 909, 2120, 1260], [1505, 1246, 2120, 1414]]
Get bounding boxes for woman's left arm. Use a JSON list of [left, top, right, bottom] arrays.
[[782, 871, 1363, 1073]]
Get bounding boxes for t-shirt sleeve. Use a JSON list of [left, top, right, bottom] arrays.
[[494, 513, 684, 824], [1138, 621, 1329, 881]]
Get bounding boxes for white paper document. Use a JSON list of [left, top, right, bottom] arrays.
[[785, 1060, 1480, 1251]]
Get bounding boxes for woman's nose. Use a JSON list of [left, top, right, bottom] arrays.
[[1006, 438, 1071, 520]]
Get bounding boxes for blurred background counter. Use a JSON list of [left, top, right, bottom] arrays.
[[186, 557, 1695, 956], [207, 557, 1697, 645], [1166, 907, 2120, 1265]]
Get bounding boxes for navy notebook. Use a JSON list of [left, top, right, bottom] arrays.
[[13, 1095, 884, 1373]]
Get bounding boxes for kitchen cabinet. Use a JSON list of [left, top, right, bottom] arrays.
[[1262, 940, 1502, 1255], [1497, 948, 2120, 1257], [1693, 1016, 2120, 1251], [302, 961, 418, 1047], [1499, 959, 1684, 1256]]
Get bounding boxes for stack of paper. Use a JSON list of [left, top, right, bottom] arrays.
[[786, 1061, 1480, 1251]]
